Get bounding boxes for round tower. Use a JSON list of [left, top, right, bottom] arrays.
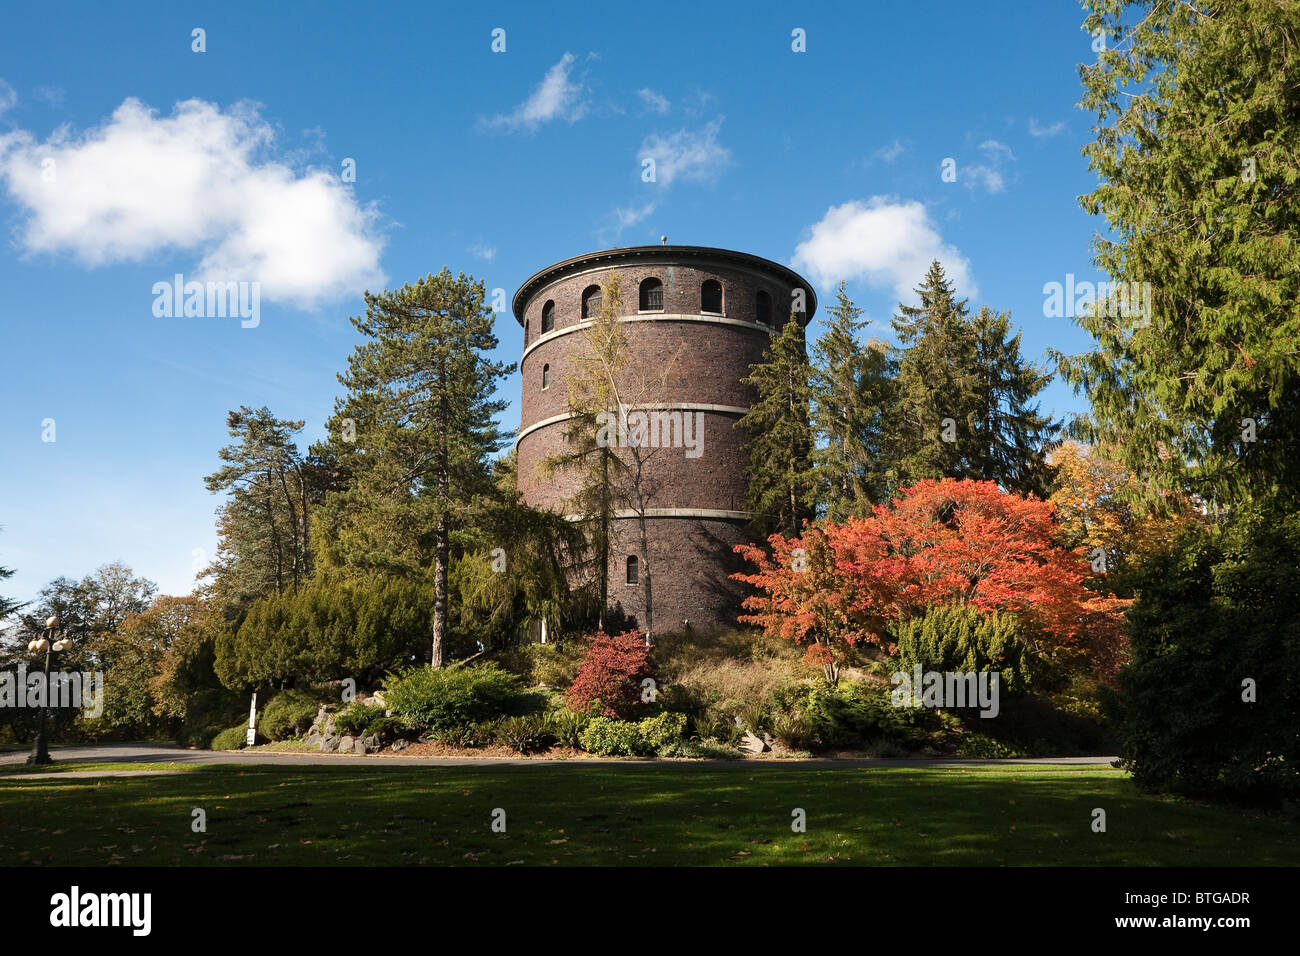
[[513, 245, 817, 633]]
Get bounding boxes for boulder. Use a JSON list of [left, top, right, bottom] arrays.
[[352, 737, 367, 755], [321, 734, 340, 753], [361, 733, 379, 753], [391, 738, 411, 753], [739, 731, 771, 754], [338, 735, 355, 753], [304, 729, 321, 748]]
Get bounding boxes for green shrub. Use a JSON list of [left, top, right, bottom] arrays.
[[576, 712, 687, 756], [771, 711, 815, 750], [493, 714, 554, 753], [892, 605, 1033, 694], [579, 717, 654, 756], [795, 681, 941, 751], [210, 725, 248, 750], [956, 731, 1026, 758], [638, 711, 687, 750], [259, 688, 320, 741], [1112, 504, 1300, 803], [383, 663, 536, 735], [546, 708, 590, 747], [433, 722, 493, 748]]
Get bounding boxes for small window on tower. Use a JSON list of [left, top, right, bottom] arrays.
[[542, 300, 555, 333], [755, 290, 772, 325], [582, 285, 603, 319], [701, 279, 723, 314], [542, 363, 550, 390], [639, 278, 663, 312], [626, 555, 639, 585]]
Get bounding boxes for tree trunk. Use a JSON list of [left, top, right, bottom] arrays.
[[264, 469, 283, 594], [432, 509, 448, 668], [598, 447, 610, 631]]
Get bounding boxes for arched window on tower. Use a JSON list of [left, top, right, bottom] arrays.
[[626, 555, 639, 585], [701, 279, 723, 314], [755, 290, 772, 326], [639, 277, 663, 312], [524, 319, 529, 344], [582, 285, 603, 319], [541, 300, 555, 334], [542, 363, 550, 390]]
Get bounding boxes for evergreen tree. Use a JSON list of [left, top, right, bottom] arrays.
[[1058, 0, 1300, 507], [0, 530, 25, 622], [319, 269, 514, 667], [736, 314, 818, 538], [971, 306, 1061, 498], [811, 282, 894, 519], [204, 407, 316, 614], [888, 261, 980, 487]]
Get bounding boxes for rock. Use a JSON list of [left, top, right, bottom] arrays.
[[321, 734, 340, 753], [304, 729, 321, 748], [352, 737, 367, 755], [338, 735, 355, 753], [361, 733, 379, 753], [739, 731, 771, 754], [391, 738, 411, 753], [324, 716, 336, 737]]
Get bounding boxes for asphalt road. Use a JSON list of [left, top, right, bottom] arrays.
[[0, 741, 1119, 770]]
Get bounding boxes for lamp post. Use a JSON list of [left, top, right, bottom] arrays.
[[26, 615, 71, 765]]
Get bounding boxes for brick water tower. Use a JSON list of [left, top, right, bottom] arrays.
[[513, 245, 816, 633]]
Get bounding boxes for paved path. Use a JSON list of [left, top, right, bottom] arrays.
[[0, 742, 1119, 771]]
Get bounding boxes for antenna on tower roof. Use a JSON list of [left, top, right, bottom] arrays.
[[661, 235, 667, 245]]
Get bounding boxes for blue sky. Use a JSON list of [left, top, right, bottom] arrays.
[[0, 0, 1110, 605]]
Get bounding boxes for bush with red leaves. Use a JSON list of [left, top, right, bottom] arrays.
[[564, 630, 655, 718]]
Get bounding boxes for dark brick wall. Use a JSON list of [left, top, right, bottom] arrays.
[[514, 249, 811, 633]]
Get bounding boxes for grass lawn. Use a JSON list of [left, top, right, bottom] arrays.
[[0, 762, 1293, 866]]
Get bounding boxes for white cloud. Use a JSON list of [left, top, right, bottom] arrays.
[[483, 53, 586, 131], [873, 138, 906, 163], [1028, 117, 1066, 138], [0, 79, 16, 115], [637, 88, 670, 115], [638, 118, 730, 187], [0, 97, 386, 307], [470, 242, 496, 261], [960, 139, 1015, 194], [792, 197, 977, 302], [615, 202, 655, 229]]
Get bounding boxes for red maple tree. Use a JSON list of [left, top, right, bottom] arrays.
[[734, 479, 1129, 681]]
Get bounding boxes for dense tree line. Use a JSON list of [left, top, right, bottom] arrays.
[[738, 261, 1060, 539]]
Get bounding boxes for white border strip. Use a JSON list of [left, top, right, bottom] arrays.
[[561, 508, 752, 521], [515, 403, 750, 446], [522, 313, 771, 363]]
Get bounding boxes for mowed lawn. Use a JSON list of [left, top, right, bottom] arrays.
[[0, 762, 1294, 866]]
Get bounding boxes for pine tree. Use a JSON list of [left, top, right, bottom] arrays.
[[204, 407, 316, 611], [811, 282, 894, 518], [971, 307, 1060, 498], [320, 269, 514, 667], [888, 261, 980, 487], [736, 314, 818, 538]]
